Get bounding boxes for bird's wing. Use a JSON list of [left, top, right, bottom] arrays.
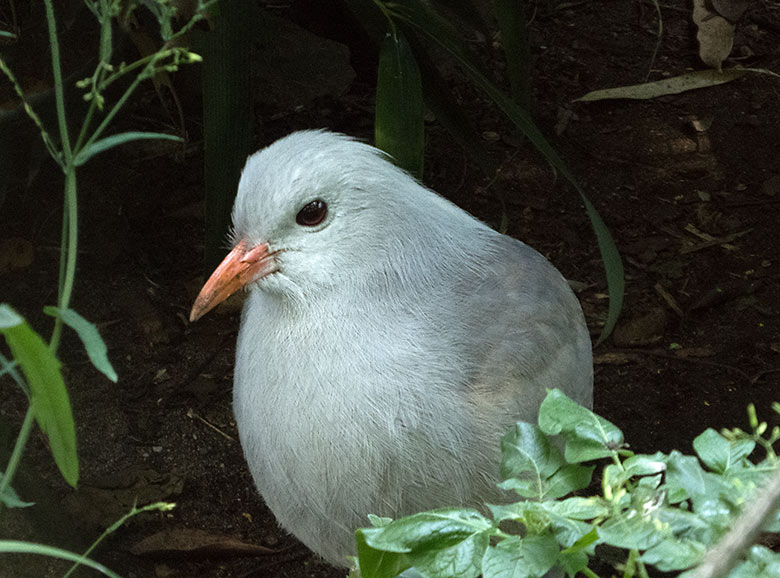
[[457, 234, 593, 422]]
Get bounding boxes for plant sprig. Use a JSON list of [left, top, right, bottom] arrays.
[[358, 390, 780, 578]]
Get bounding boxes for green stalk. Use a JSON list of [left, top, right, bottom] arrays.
[[43, 0, 79, 354], [81, 67, 149, 153], [50, 169, 78, 353], [0, 408, 35, 513], [62, 501, 175, 578], [43, 0, 72, 164]]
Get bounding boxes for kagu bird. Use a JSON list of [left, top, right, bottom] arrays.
[[190, 130, 593, 568]]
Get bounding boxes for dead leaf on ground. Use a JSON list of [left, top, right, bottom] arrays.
[[710, 0, 752, 23], [575, 69, 745, 102], [693, 0, 735, 70], [689, 279, 759, 311], [594, 351, 642, 365], [0, 238, 34, 273], [612, 307, 667, 347], [673, 345, 716, 358], [131, 527, 276, 559]]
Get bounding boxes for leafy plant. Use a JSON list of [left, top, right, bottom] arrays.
[[357, 390, 780, 578], [0, 0, 212, 574], [348, 0, 624, 342]]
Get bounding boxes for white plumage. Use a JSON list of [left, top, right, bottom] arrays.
[[191, 130, 593, 568]]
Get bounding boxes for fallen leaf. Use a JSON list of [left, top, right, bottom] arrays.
[[0, 238, 34, 274], [710, 0, 752, 23], [575, 69, 745, 102], [612, 307, 667, 347], [131, 528, 276, 559], [593, 351, 641, 365], [693, 0, 735, 71]]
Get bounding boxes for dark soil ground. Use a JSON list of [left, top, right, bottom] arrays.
[[2, 1, 780, 577]]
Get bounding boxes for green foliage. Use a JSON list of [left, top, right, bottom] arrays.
[[347, 0, 624, 342], [43, 307, 117, 383], [0, 1, 209, 575], [357, 390, 780, 578], [376, 27, 425, 178], [0, 305, 78, 487]]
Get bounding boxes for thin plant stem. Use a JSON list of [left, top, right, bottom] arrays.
[[41, 0, 79, 353], [43, 0, 72, 165], [50, 169, 78, 353], [62, 501, 175, 578], [0, 56, 62, 164], [0, 407, 35, 513]]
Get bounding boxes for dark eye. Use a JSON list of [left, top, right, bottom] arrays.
[[296, 199, 327, 226]]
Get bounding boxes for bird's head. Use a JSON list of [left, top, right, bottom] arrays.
[[189, 130, 446, 322]]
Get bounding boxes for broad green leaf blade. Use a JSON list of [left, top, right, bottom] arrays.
[[356, 529, 412, 578], [494, 0, 531, 108], [391, 0, 624, 341], [597, 510, 663, 550], [43, 307, 117, 382], [641, 537, 706, 571], [544, 464, 594, 500], [0, 304, 78, 487], [482, 535, 558, 578], [360, 508, 491, 553], [409, 529, 489, 578], [692, 428, 754, 474], [0, 541, 122, 578], [0, 304, 23, 328], [191, 0, 254, 273], [74, 131, 182, 166], [375, 28, 425, 179], [0, 30, 17, 39], [575, 69, 746, 102], [538, 389, 623, 463]]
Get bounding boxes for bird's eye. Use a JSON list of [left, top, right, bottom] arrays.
[[296, 200, 327, 227]]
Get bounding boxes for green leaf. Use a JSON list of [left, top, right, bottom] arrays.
[[0, 541, 122, 578], [693, 428, 754, 474], [538, 389, 624, 463], [623, 452, 667, 478], [641, 538, 706, 571], [526, 503, 594, 549], [500, 422, 564, 490], [543, 464, 594, 500], [0, 473, 35, 508], [389, 0, 624, 342], [482, 535, 558, 578], [0, 30, 17, 39], [494, 0, 531, 108], [409, 529, 489, 578], [375, 28, 425, 178], [597, 509, 663, 550], [43, 307, 117, 382], [74, 131, 182, 166], [727, 546, 780, 578], [0, 304, 24, 328], [666, 451, 735, 527], [359, 508, 492, 553], [0, 305, 78, 487], [546, 497, 608, 521], [356, 529, 412, 578], [558, 548, 589, 577]]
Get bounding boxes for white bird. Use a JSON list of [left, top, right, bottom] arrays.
[[190, 130, 593, 569]]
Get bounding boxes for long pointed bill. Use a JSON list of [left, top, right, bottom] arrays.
[[190, 240, 275, 322]]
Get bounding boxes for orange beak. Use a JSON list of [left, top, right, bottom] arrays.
[[189, 240, 276, 322]]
